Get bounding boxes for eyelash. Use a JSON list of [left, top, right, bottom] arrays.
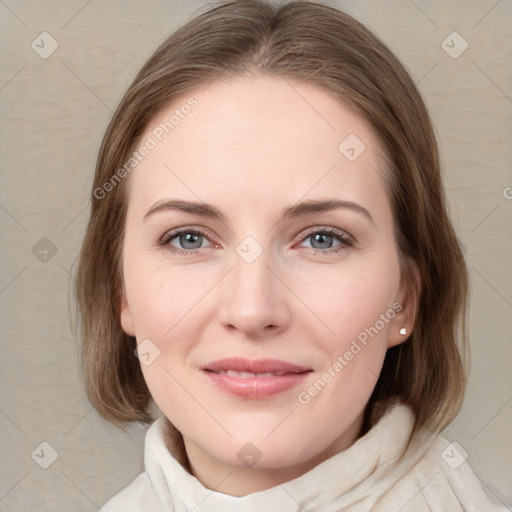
[[159, 226, 354, 256]]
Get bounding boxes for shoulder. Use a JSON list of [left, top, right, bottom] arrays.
[[100, 472, 167, 512], [378, 426, 508, 511]]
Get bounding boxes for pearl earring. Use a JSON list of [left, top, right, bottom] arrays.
[[399, 327, 407, 336]]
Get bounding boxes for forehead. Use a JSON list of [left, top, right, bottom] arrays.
[[126, 75, 390, 218]]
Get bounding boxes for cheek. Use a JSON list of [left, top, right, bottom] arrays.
[[297, 257, 400, 343], [294, 266, 398, 433], [123, 252, 207, 340]]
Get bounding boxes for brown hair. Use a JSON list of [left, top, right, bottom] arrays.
[[75, 0, 468, 441]]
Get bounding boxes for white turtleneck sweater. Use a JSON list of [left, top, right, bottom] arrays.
[[101, 403, 507, 511]]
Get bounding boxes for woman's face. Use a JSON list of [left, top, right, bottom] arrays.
[[120, 74, 412, 486]]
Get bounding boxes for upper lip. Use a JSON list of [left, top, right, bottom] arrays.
[[202, 358, 311, 374]]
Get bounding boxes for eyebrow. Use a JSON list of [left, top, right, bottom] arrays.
[[143, 198, 374, 225]]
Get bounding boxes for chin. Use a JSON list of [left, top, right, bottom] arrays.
[[209, 430, 320, 470]]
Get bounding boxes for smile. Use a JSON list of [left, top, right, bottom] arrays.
[[202, 358, 312, 399], [213, 370, 291, 378]]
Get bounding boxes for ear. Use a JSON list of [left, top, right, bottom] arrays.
[[119, 285, 135, 336], [387, 262, 421, 348]]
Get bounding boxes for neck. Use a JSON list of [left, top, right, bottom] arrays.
[[162, 418, 191, 473]]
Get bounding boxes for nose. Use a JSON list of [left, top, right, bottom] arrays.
[[217, 245, 291, 338]]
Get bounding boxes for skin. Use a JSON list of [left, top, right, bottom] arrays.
[[119, 74, 417, 496]]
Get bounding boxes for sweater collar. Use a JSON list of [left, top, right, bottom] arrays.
[[143, 403, 426, 511]]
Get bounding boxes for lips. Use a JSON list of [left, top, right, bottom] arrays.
[[214, 370, 289, 377], [202, 358, 312, 399], [202, 358, 311, 375]]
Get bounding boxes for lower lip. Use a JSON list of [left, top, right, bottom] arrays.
[[203, 370, 311, 399]]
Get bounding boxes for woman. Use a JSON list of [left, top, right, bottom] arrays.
[[75, 1, 506, 510]]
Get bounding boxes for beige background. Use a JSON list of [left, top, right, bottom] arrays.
[[0, 0, 511, 510]]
